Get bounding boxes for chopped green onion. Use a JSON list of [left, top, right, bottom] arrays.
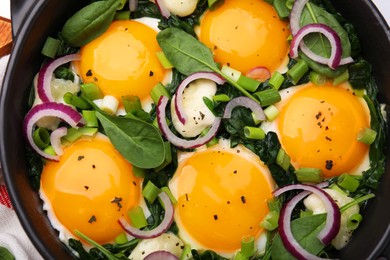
[[233, 251, 247, 260], [142, 181, 161, 204], [241, 236, 255, 258], [180, 244, 192, 260], [254, 88, 281, 107], [276, 148, 290, 171], [122, 95, 142, 113], [309, 71, 327, 86], [285, 0, 294, 9], [300, 210, 313, 218], [128, 206, 148, 228], [340, 193, 375, 213], [353, 88, 365, 97], [154, 142, 172, 172], [78, 127, 98, 137], [151, 82, 171, 104], [161, 187, 177, 204], [62, 128, 82, 143], [269, 71, 285, 90], [208, 0, 224, 10], [213, 94, 230, 102], [295, 168, 323, 183], [273, 0, 290, 19], [43, 145, 56, 156], [132, 165, 146, 178], [244, 126, 265, 140], [347, 213, 363, 230], [33, 127, 50, 149], [287, 59, 309, 84], [82, 110, 98, 127], [41, 37, 60, 59], [261, 211, 279, 231], [221, 65, 241, 82], [115, 232, 128, 244], [268, 198, 282, 213], [114, 10, 131, 20], [63, 92, 91, 110], [329, 183, 348, 196], [156, 51, 174, 69], [333, 69, 349, 85], [264, 105, 280, 122], [337, 174, 360, 192], [206, 137, 219, 147], [251, 112, 262, 125], [80, 83, 104, 100], [237, 74, 261, 92], [357, 128, 377, 145]]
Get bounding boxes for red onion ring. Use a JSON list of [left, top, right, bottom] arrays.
[[37, 54, 81, 103], [274, 184, 341, 259], [289, 0, 309, 36], [118, 192, 174, 239], [300, 44, 354, 66], [50, 127, 68, 156], [128, 0, 138, 12], [246, 66, 271, 82], [155, 0, 171, 19], [223, 96, 266, 121], [145, 251, 179, 260], [290, 24, 342, 69], [157, 96, 221, 149], [175, 72, 225, 125], [23, 102, 83, 161]]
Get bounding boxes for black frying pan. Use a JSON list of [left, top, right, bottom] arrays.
[[1, 0, 389, 259]]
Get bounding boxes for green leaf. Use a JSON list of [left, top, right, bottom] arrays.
[[0, 247, 14, 260], [96, 111, 165, 169], [271, 214, 327, 259], [156, 27, 219, 76], [62, 0, 121, 47]]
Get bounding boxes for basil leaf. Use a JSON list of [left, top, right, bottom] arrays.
[[96, 111, 165, 169], [271, 214, 327, 259], [156, 27, 219, 76], [0, 247, 14, 260], [62, 0, 120, 47]]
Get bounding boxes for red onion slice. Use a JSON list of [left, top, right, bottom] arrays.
[[155, 0, 171, 19], [23, 102, 83, 161], [128, 0, 138, 12], [145, 251, 179, 260], [290, 24, 342, 69], [157, 96, 221, 149], [223, 96, 265, 121], [50, 127, 68, 156], [274, 184, 341, 259], [300, 44, 354, 66], [246, 66, 271, 82], [175, 72, 225, 125], [119, 192, 174, 239], [289, 0, 309, 36], [37, 54, 81, 103]]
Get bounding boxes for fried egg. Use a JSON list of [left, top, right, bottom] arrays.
[[169, 139, 274, 257], [78, 18, 171, 108], [262, 82, 371, 177], [198, 0, 290, 74], [40, 134, 143, 244]]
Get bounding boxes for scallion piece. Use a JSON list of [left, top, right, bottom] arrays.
[[309, 71, 327, 86], [268, 198, 282, 213], [161, 187, 177, 204], [154, 142, 172, 172], [353, 88, 365, 97], [333, 69, 349, 85], [41, 37, 60, 59], [276, 148, 290, 171], [269, 71, 285, 90], [295, 168, 323, 183], [43, 145, 56, 156], [115, 232, 128, 244], [80, 83, 104, 100], [337, 174, 360, 192], [62, 128, 82, 143], [347, 213, 363, 230], [244, 126, 265, 140], [357, 127, 377, 145], [233, 251, 246, 260], [180, 244, 192, 260], [63, 92, 91, 110], [142, 181, 161, 204], [156, 51, 174, 69], [213, 94, 231, 103], [254, 88, 281, 107], [208, 0, 223, 10], [122, 95, 142, 113], [151, 82, 171, 104], [285, 0, 294, 9], [114, 11, 131, 20], [261, 211, 279, 231], [82, 110, 98, 127], [206, 137, 219, 147], [221, 65, 241, 82], [287, 59, 309, 84], [329, 183, 348, 196], [252, 112, 262, 125], [264, 105, 280, 122], [237, 74, 261, 92], [132, 165, 146, 178], [33, 127, 50, 149], [78, 127, 98, 137], [273, 0, 290, 19], [240, 236, 255, 258], [128, 206, 148, 229]]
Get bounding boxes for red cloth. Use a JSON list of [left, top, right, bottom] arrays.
[[0, 184, 12, 209]]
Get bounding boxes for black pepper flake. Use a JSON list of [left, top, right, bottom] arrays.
[[325, 160, 334, 170], [181, 245, 185, 249], [213, 214, 218, 220], [236, 150, 240, 153], [227, 62, 230, 67], [182, 204, 185, 207], [241, 196, 246, 204], [185, 194, 189, 201], [111, 197, 123, 211], [133, 181, 137, 186], [315, 111, 322, 120], [92, 164, 96, 169], [320, 100, 325, 103], [325, 126, 329, 130], [233, 170, 237, 174], [93, 77, 98, 82], [78, 155, 85, 161], [149, 71, 154, 77], [214, 45, 218, 50], [227, 201, 231, 204], [176, 242, 180, 246], [199, 111, 205, 120], [88, 215, 97, 224], [86, 70, 93, 77], [325, 136, 332, 141], [84, 185, 89, 190]]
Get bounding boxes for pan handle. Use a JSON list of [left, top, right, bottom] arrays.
[[10, 0, 38, 39]]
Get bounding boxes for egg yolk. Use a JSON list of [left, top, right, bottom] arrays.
[[40, 136, 140, 244], [173, 149, 273, 252], [78, 20, 167, 102], [199, 0, 290, 73], [277, 83, 370, 177]]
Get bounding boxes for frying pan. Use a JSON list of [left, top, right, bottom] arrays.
[[1, 0, 389, 259]]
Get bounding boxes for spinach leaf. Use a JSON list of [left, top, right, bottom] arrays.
[[26, 148, 44, 190], [191, 249, 228, 260], [271, 214, 327, 259], [62, 0, 121, 47], [96, 111, 165, 169], [0, 247, 14, 260], [157, 27, 218, 76]]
